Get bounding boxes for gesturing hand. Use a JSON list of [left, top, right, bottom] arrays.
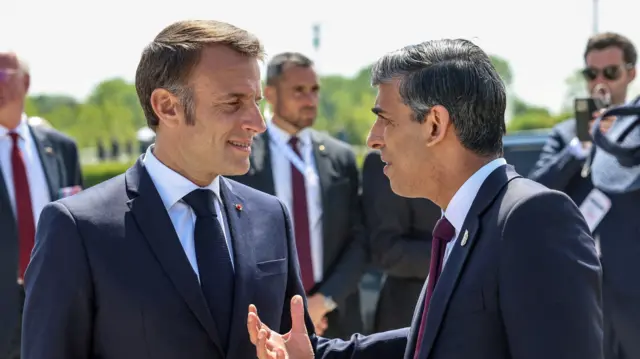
[[247, 295, 314, 359]]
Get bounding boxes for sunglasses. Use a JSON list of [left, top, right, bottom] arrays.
[[582, 64, 633, 81]]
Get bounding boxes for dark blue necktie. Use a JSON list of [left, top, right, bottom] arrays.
[[182, 189, 235, 351]]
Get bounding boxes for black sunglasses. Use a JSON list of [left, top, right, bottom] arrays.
[[582, 64, 633, 81]]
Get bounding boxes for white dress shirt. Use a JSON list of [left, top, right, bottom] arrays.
[[442, 158, 508, 266], [267, 120, 324, 283], [0, 114, 50, 225], [143, 145, 234, 280]]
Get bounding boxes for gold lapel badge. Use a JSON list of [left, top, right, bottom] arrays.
[[461, 230, 469, 246], [45, 146, 54, 154], [318, 144, 326, 152]]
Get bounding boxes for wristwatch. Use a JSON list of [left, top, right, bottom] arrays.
[[324, 295, 337, 311]]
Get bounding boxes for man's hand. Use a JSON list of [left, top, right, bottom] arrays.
[[315, 317, 328, 336], [306, 294, 331, 330], [590, 109, 616, 133], [248, 295, 314, 359], [583, 109, 616, 148]]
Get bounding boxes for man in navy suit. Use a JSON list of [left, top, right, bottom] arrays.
[[20, 20, 406, 359], [248, 39, 603, 359]]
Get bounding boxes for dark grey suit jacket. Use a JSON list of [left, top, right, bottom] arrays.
[[0, 125, 82, 358], [229, 129, 367, 309]]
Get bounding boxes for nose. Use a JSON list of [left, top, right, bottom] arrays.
[[242, 106, 267, 134], [366, 119, 385, 150], [301, 93, 318, 108]]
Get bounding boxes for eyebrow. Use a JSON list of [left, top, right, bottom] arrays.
[[222, 93, 263, 101]]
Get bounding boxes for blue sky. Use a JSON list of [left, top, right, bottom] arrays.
[[2, 0, 639, 114]]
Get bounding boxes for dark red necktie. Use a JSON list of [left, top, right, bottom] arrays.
[[9, 132, 36, 283], [288, 136, 314, 293], [413, 216, 456, 359]]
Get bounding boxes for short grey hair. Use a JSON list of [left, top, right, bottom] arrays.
[[371, 39, 506, 156]]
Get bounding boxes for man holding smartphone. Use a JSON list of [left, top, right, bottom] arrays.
[[529, 32, 640, 359], [529, 32, 636, 190]]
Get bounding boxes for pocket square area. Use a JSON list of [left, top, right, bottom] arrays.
[[58, 185, 82, 198]]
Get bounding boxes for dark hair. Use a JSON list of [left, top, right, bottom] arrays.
[[266, 52, 314, 86], [584, 32, 637, 66], [371, 39, 506, 157], [135, 20, 265, 129]]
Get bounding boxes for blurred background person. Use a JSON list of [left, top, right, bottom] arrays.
[[529, 32, 640, 359], [361, 149, 441, 332], [0, 51, 82, 359], [230, 52, 366, 339], [529, 32, 637, 189]]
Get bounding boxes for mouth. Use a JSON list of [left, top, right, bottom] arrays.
[[228, 140, 252, 153]]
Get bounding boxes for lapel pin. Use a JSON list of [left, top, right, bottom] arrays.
[[461, 230, 469, 246], [45, 146, 54, 154], [235, 203, 243, 211], [318, 144, 325, 152]]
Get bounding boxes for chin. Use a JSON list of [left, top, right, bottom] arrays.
[[389, 176, 423, 199], [223, 161, 251, 177]]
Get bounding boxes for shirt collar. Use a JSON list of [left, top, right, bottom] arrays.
[[266, 118, 312, 147], [444, 158, 507, 235], [142, 144, 222, 211], [0, 113, 30, 140]]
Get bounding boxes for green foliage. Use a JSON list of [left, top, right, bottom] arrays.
[[82, 161, 134, 188], [27, 78, 145, 149], [489, 55, 513, 86], [508, 108, 572, 132]]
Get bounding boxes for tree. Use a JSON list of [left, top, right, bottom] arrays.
[[562, 69, 587, 113], [490, 55, 513, 86]]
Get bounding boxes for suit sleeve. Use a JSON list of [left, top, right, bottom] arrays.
[[22, 202, 93, 359], [316, 149, 368, 305], [362, 152, 431, 278], [278, 199, 409, 359], [500, 190, 603, 359], [527, 126, 585, 190]]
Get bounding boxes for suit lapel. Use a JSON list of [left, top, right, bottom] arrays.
[[220, 178, 260, 358], [29, 126, 61, 200], [249, 133, 276, 195], [310, 131, 331, 197], [125, 160, 224, 357], [418, 165, 521, 359]]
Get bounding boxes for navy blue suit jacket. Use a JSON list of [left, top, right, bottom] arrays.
[[22, 158, 406, 359], [314, 165, 603, 359]]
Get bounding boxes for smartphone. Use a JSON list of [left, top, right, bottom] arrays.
[[575, 98, 598, 141]]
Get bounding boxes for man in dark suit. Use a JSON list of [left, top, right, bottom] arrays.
[[0, 52, 82, 359], [529, 33, 640, 359], [248, 38, 603, 359], [230, 52, 366, 339], [361, 150, 441, 332]]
